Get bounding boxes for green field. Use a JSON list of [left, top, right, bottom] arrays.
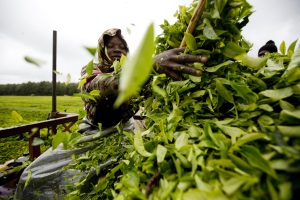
[[0, 96, 84, 128], [0, 96, 84, 164]]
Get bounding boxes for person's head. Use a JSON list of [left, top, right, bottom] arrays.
[[258, 40, 278, 57], [98, 28, 129, 72]]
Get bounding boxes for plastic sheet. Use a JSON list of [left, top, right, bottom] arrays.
[[14, 118, 139, 200]]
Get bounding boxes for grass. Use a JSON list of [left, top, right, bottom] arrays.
[[0, 96, 84, 164], [0, 96, 83, 127]]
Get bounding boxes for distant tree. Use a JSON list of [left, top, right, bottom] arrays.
[[15, 83, 27, 95], [66, 83, 79, 95], [56, 82, 65, 95], [36, 81, 51, 95], [5, 84, 17, 95], [0, 81, 79, 96], [27, 81, 38, 95]]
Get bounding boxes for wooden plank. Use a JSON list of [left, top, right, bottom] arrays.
[[29, 130, 41, 160], [0, 113, 78, 138], [0, 112, 79, 160]]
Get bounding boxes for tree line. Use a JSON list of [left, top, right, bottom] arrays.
[[0, 81, 79, 96]]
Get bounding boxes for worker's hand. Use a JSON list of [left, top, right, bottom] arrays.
[[153, 47, 208, 80]]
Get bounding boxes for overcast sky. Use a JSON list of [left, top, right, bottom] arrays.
[[0, 0, 299, 84]]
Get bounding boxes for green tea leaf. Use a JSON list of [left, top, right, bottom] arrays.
[[287, 45, 300, 72], [213, 0, 227, 18], [222, 177, 247, 195], [24, 56, 46, 67], [283, 45, 300, 79], [120, 54, 127, 67], [278, 126, 300, 137], [157, 144, 168, 163], [283, 67, 300, 82], [159, 179, 178, 199], [53, 70, 62, 75], [267, 176, 279, 200], [221, 42, 246, 59], [86, 59, 94, 76], [121, 170, 140, 188], [152, 75, 167, 98], [248, 75, 267, 91], [194, 174, 211, 191], [126, 27, 131, 35], [279, 182, 292, 200], [184, 32, 197, 51], [191, 90, 206, 98], [189, 75, 202, 83], [228, 153, 259, 175], [175, 132, 189, 150], [24, 169, 32, 190], [258, 115, 274, 126], [89, 90, 100, 96], [230, 81, 258, 104], [216, 122, 247, 144], [260, 86, 293, 99], [235, 53, 267, 70], [279, 100, 295, 111], [287, 39, 298, 54], [84, 46, 97, 57], [115, 22, 155, 108], [204, 122, 219, 147], [182, 188, 226, 200], [203, 25, 220, 40], [93, 176, 108, 193], [279, 109, 300, 124], [32, 137, 44, 146], [234, 133, 266, 148], [280, 41, 286, 55], [205, 60, 232, 72], [258, 104, 273, 112], [112, 60, 121, 72], [78, 78, 87, 89], [65, 73, 71, 86], [240, 145, 277, 178], [73, 92, 96, 101], [11, 110, 23, 123], [203, 19, 220, 40], [52, 132, 70, 150], [215, 79, 234, 103], [134, 131, 152, 157], [188, 125, 202, 138]]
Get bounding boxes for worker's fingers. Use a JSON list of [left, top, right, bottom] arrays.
[[173, 54, 208, 63], [169, 47, 186, 54], [163, 68, 183, 81], [167, 64, 203, 76]]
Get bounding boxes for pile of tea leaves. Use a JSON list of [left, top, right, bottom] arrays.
[[63, 0, 300, 199]]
